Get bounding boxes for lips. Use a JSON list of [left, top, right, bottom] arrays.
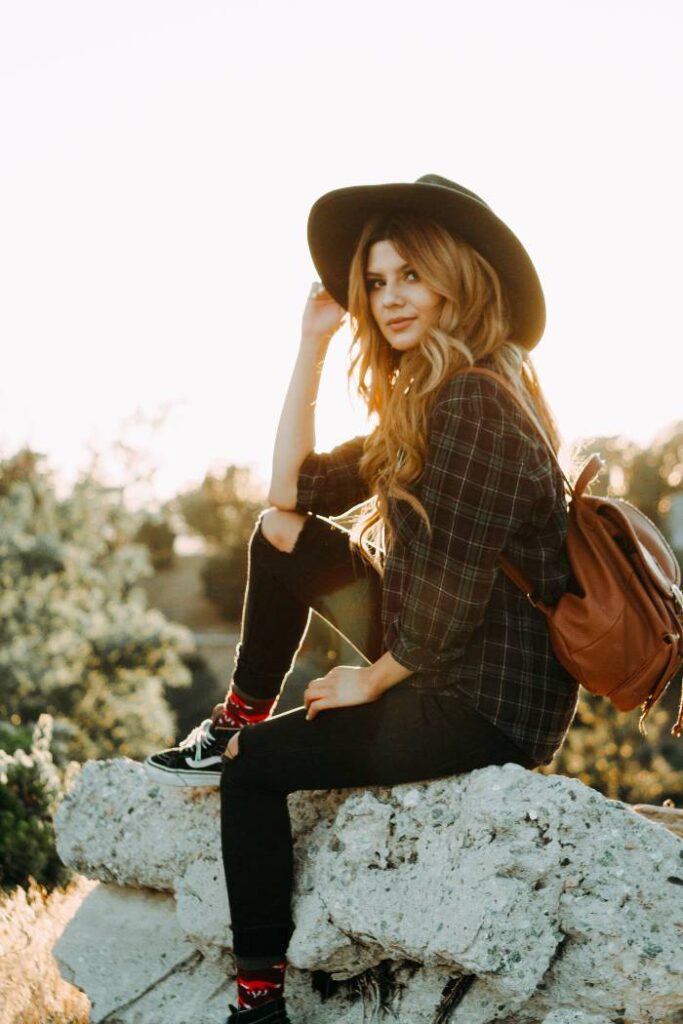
[[387, 317, 416, 329]]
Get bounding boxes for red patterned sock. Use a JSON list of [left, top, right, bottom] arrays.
[[212, 686, 276, 730], [236, 958, 287, 1010]]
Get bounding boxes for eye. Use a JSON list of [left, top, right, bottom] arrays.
[[366, 278, 382, 291], [405, 269, 418, 281]]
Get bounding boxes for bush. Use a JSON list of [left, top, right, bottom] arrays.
[[200, 548, 249, 621], [174, 464, 265, 622], [0, 715, 75, 892], [135, 515, 176, 569], [543, 682, 683, 804], [0, 449, 194, 762], [163, 651, 225, 742]]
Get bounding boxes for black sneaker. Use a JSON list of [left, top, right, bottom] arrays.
[[226, 997, 292, 1023], [143, 717, 239, 787]]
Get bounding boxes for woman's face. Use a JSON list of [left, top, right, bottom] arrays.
[[365, 239, 442, 351]]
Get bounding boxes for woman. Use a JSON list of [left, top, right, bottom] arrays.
[[145, 174, 580, 1024]]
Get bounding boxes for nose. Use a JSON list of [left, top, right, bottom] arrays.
[[381, 278, 405, 308]]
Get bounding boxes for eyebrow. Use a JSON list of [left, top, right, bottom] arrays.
[[365, 262, 412, 277]]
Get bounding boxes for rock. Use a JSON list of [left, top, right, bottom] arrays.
[[176, 856, 232, 952], [541, 1013, 614, 1024], [56, 884, 199, 1021], [55, 758, 221, 891], [54, 759, 683, 1023], [632, 803, 683, 839]]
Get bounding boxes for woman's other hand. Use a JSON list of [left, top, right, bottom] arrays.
[[303, 665, 380, 720], [301, 282, 347, 348]]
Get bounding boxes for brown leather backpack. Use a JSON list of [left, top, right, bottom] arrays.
[[461, 368, 683, 738]]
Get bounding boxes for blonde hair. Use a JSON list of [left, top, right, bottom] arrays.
[[340, 214, 562, 574]]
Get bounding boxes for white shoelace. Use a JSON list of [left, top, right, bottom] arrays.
[[178, 718, 215, 762]]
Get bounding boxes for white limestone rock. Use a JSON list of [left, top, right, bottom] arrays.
[[55, 758, 221, 891], [55, 758, 683, 1023], [175, 856, 232, 952], [541, 1013, 614, 1024], [54, 883, 453, 1023], [55, 883, 198, 1020]]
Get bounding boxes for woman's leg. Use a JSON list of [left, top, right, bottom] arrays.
[[220, 511, 532, 988], [144, 509, 384, 788], [221, 687, 531, 964], [227, 509, 385, 705], [219, 510, 386, 1013]]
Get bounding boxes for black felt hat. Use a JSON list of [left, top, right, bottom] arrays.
[[307, 173, 546, 350]]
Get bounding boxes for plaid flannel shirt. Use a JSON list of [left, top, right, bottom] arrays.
[[295, 369, 579, 766]]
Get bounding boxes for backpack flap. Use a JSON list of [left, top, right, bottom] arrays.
[[595, 497, 680, 586], [573, 454, 605, 498]]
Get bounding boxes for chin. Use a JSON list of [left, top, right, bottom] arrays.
[[391, 338, 420, 351]]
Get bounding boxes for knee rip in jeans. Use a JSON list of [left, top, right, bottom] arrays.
[[224, 733, 241, 760], [257, 509, 310, 556], [290, 514, 315, 556]]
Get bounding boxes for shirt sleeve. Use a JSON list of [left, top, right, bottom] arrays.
[[386, 384, 544, 672], [294, 434, 373, 517]]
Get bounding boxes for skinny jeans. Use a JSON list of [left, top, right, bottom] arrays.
[[220, 511, 536, 960]]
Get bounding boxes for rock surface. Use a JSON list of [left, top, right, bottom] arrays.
[[633, 803, 683, 838], [54, 759, 683, 1023]]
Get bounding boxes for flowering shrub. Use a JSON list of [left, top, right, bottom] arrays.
[[0, 715, 75, 891], [0, 450, 193, 762]]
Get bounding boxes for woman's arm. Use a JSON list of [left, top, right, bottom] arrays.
[[367, 650, 414, 694], [267, 286, 346, 509]]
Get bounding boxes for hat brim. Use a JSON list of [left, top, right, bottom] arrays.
[[307, 180, 545, 350]]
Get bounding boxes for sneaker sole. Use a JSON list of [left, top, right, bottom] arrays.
[[143, 759, 222, 788]]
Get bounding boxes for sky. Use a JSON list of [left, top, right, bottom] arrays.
[[1, 0, 681, 507]]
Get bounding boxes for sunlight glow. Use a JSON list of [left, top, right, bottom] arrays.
[[1, 1, 681, 504]]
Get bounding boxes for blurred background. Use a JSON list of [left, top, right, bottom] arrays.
[[0, 2, 681, 1014]]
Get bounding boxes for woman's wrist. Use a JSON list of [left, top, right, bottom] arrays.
[[299, 332, 332, 356], [365, 651, 414, 697]]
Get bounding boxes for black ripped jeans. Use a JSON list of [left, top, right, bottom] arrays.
[[220, 511, 535, 959]]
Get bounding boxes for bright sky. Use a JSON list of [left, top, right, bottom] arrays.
[[1, 0, 681, 506]]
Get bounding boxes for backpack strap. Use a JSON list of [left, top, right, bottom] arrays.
[[455, 366, 601, 607]]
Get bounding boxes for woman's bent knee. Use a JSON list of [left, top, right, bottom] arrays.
[[259, 508, 308, 553], [225, 733, 240, 759]]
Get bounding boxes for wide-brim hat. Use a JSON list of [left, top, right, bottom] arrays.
[[307, 173, 546, 350]]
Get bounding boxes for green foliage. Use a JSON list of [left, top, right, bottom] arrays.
[[0, 448, 193, 762], [135, 514, 176, 569], [175, 464, 266, 622], [0, 719, 33, 754], [0, 715, 74, 892], [163, 651, 225, 742], [544, 685, 683, 804], [176, 465, 265, 546], [200, 549, 249, 621]]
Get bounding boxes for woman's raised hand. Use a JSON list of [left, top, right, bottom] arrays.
[[301, 281, 347, 349]]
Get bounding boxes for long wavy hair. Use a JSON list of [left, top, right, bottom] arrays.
[[340, 213, 563, 575]]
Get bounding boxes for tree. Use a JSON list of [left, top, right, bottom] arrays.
[[175, 465, 266, 621], [572, 420, 683, 535], [172, 464, 356, 663]]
